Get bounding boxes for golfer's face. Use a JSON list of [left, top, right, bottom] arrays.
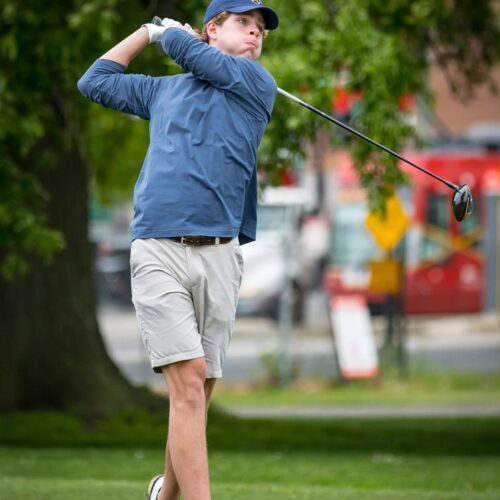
[[212, 12, 265, 59]]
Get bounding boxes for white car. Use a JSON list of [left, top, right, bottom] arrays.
[[237, 187, 329, 323]]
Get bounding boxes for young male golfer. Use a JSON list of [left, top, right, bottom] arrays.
[[77, 1, 279, 498]]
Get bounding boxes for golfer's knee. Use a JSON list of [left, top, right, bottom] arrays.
[[173, 380, 205, 414], [168, 359, 207, 413]]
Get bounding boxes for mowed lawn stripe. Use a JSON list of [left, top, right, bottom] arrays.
[[2, 476, 496, 500], [1, 448, 499, 499], [0, 477, 145, 499], [212, 482, 500, 500]]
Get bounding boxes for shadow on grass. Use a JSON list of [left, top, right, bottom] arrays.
[[0, 407, 499, 456], [208, 410, 500, 456]]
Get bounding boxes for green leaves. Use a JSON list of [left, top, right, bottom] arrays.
[[0, 0, 140, 278], [0, 162, 65, 279]]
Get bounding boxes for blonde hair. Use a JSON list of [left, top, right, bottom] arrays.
[[196, 11, 269, 43]]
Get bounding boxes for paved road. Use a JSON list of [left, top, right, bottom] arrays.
[[226, 403, 500, 419], [97, 300, 500, 390]]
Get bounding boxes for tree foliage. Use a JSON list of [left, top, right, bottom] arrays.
[[0, 0, 180, 278], [0, 0, 167, 415], [1, 0, 117, 277]]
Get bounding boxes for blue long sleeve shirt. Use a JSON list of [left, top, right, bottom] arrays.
[[77, 28, 277, 244]]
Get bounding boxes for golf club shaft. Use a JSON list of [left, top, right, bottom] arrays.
[[277, 88, 460, 192]]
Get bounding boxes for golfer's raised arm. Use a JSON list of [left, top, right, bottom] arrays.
[[76, 26, 161, 119], [98, 20, 184, 67], [98, 27, 150, 68]]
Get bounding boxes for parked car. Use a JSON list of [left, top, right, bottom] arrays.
[[237, 187, 328, 323], [90, 220, 133, 306]]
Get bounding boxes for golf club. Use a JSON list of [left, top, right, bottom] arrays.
[[149, 16, 473, 221], [277, 88, 473, 222]]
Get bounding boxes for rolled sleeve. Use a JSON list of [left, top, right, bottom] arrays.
[[77, 59, 158, 119]]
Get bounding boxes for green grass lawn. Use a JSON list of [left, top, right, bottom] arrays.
[[1, 446, 499, 499], [213, 371, 500, 407], [2, 370, 499, 498], [1, 410, 500, 499]]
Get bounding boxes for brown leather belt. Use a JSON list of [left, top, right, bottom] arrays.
[[169, 236, 232, 246]]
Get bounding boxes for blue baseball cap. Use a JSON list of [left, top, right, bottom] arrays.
[[203, 0, 279, 30]]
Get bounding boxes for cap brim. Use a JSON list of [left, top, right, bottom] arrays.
[[228, 5, 279, 30]]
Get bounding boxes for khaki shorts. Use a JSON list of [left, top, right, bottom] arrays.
[[130, 237, 243, 378]]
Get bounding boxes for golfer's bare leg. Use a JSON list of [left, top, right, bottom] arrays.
[[159, 441, 180, 500], [204, 377, 218, 417], [157, 358, 213, 500], [159, 377, 217, 500]]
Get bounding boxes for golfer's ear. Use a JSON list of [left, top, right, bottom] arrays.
[[206, 21, 218, 41]]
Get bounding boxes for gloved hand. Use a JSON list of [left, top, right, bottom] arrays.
[[142, 23, 166, 43], [182, 22, 198, 37], [143, 18, 183, 43], [161, 18, 184, 30]]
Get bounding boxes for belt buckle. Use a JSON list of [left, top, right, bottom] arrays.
[[179, 236, 220, 246]]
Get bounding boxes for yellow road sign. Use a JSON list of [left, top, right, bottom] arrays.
[[365, 194, 409, 251], [368, 259, 403, 293]]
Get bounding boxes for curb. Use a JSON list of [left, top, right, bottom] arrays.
[[225, 403, 500, 419]]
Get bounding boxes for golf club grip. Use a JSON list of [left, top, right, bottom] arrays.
[[151, 16, 162, 26]]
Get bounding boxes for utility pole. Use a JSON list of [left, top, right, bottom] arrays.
[[483, 174, 500, 312], [277, 209, 293, 386]]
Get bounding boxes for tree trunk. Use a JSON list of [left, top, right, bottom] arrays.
[[0, 133, 160, 417]]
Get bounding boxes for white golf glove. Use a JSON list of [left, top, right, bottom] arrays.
[[161, 18, 184, 30], [142, 23, 166, 43], [142, 18, 183, 44], [182, 22, 198, 37]]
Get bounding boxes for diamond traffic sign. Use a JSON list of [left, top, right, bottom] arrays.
[[365, 194, 409, 251]]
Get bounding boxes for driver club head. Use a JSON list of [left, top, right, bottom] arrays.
[[452, 184, 473, 222]]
